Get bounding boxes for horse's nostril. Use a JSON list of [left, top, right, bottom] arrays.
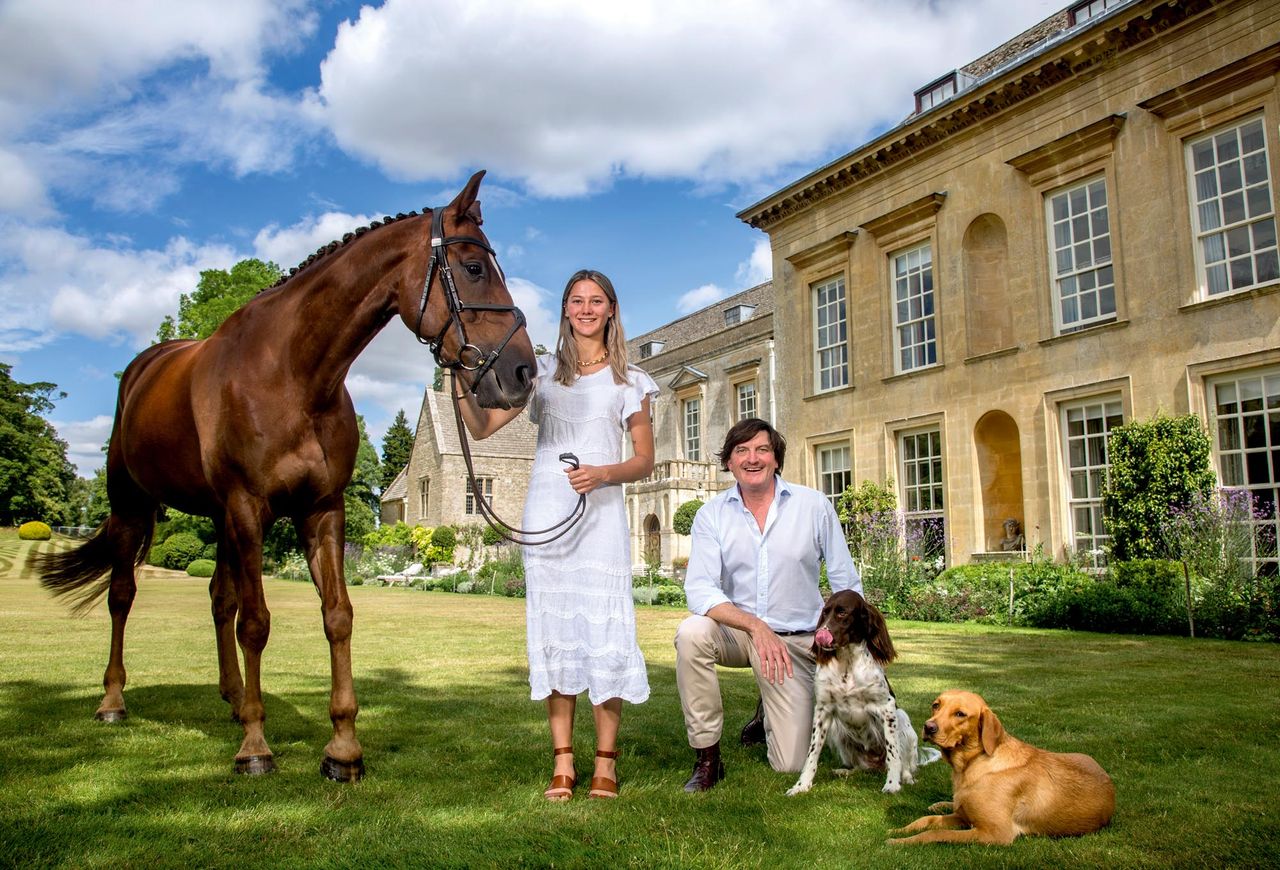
[[516, 364, 533, 389]]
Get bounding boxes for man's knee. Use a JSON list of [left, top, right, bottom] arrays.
[[674, 614, 718, 658]]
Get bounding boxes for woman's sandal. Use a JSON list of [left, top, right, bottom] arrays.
[[588, 748, 619, 799], [544, 746, 575, 801]]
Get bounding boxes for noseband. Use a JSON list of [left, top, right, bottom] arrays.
[[415, 205, 585, 546]]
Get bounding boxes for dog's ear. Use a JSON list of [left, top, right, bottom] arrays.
[[864, 600, 897, 665], [978, 704, 1004, 755]]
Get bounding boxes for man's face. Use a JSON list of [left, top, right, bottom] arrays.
[[727, 430, 779, 491]]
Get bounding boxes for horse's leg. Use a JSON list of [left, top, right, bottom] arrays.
[[209, 524, 244, 721], [298, 505, 364, 782], [223, 496, 274, 775], [97, 513, 150, 721]]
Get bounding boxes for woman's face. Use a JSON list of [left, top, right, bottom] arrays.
[[564, 279, 614, 341]]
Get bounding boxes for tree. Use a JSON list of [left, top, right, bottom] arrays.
[[380, 409, 414, 490], [672, 499, 704, 536], [347, 415, 381, 539], [1102, 414, 1215, 562], [155, 258, 281, 342], [0, 364, 78, 525]]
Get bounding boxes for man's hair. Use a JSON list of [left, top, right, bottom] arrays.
[[717, 417, 786, 474]]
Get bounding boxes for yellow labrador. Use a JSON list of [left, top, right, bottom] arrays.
[[888, 690, 1115, 845]]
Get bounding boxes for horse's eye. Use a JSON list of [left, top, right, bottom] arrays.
[[465, 262, 483, 277]]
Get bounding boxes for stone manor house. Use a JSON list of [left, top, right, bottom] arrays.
[[389, 0, 1280, 577]]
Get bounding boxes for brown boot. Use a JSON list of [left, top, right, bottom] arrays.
[[739, 696, 765, 747], [683, 742, 725, 793]]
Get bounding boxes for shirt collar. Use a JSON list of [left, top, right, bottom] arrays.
[[728, 474, 790, 503]]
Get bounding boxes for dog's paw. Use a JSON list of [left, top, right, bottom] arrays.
[[832, 768, 853, 778], [881, 780, 902, 794], [927, 800, 954, 813], [785, 783, 810, 797], [902, 771, 915, 785]]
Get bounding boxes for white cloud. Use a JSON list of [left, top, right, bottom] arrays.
[[309, 0, 1056, 196], [52, 414, 114, 476], [253, 210, 375, 268], [736, 238, 773, 288], [677, 283, 730, 315]]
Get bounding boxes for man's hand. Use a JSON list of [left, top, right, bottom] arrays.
[[749, 619, 794, 685]]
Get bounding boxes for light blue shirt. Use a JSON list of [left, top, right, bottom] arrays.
[[683, 475, 862, 633]]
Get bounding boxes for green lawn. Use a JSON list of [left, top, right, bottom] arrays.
[[2, 531, 1278, 869]]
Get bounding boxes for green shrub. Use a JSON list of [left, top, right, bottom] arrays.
[[18, 521, 51, 540], [673, 499, 704, 536], [158, 532, 205, 570], [503, 578, 525, 598], [654, 586, 687, 607], [1102, 414, 1215, 562], [186, 559, 216, 578], [363, 521, 415, 549], [481, 524, 504, 547], [632, 587, 657, 605], [1110, 559, 1187, 634], [201, 543, 218, 560]]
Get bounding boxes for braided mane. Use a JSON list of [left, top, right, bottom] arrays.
[[267, 209, 429, 291]]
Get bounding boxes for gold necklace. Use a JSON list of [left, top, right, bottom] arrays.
[[577, 350, 608, 368]]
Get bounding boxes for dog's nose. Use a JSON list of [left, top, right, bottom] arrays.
[[924, 720, 938, 736]]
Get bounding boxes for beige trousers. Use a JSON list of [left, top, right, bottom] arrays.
[[674, 615, 817, 773]]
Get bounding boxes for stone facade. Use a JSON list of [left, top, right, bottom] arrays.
[[626, 283, 777, 569], [388, 385, 536, 531], [738, 0, 1280, 573]]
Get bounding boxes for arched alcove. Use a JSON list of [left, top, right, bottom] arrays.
[[643, 514, 661, 564], [963, 214, 1014, 358], [973, 410, 1024, 551]]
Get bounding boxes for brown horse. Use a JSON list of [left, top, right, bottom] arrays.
[[33, 171, 534, 781]]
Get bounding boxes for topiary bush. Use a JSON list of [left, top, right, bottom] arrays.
[[672, 499, 704, 536], [186, 559, 216, 578], [201, 543, 218, 561], [18, 521, 51, 540], [157, 532, 206, 570], [482, 523, 504, 547]]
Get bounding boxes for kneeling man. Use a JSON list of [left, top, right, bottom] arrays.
[[676, 418, 861, 792]]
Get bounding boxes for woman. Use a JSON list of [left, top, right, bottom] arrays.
[[455, 268, 657, 800]]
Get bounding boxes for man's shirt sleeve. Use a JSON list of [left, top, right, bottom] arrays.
[[683, 501, 731, 615], [820, 497, 862, 595]]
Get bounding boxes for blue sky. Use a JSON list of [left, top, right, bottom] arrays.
[[0, 0, 1058, 476]]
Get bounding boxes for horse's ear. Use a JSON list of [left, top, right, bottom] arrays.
[[451, 170, 486, 226]]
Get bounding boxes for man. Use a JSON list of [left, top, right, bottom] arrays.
[[675, 418, 862, 792]]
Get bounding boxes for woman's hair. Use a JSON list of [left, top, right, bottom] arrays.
[[553, 269, 630, 386], [717, 417, 786, 474]]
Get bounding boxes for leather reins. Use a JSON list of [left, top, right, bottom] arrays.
[[417, 206, 586, 546]]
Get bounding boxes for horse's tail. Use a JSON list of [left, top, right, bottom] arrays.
[[30, 517, 154, 616]]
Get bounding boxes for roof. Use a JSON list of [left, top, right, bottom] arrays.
[[424, 387, 537, 459], [626, 281, 774, 361], [380, 465, 408, 504], [737, 0, 1176, 230]]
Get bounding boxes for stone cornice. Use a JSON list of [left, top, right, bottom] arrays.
[[860, 192, 947, 246], [1006, 114, 1126, 186], [784, 230, 858, 270], [1138, 41, 1280, 118], [738, 0, 1220, 231]]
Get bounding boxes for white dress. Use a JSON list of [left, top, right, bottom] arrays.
[[522, 354, 657, 705]]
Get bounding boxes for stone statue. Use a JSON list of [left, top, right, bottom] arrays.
[[999, 518, 1025, 552]]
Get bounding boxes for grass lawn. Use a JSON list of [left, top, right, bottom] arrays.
[[2, 530, 1278, 869]]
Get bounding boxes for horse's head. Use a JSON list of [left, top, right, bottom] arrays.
[[403, 170, 535, 409]]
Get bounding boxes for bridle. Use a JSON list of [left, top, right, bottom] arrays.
[[416, 205, 586, 546]]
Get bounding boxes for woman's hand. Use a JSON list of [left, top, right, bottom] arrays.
[[565, 464, 609, 494]]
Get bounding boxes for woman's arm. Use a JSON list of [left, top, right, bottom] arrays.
[[452, 373, 526, 440], [564, 396, 655, 494]]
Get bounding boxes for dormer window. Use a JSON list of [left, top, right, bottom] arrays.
[[1070, 0, 1124, 25], [723, 304, 756, 326], [639, 340, 665, 359], [914, 71, 975, 114]]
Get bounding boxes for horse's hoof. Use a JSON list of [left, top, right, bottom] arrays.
[[95, 709, 127, 723], [234, 754, 276, 775], [321, 755, 365, 782]]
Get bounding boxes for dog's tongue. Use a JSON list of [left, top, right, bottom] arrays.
[[815, 627, 834, 648]]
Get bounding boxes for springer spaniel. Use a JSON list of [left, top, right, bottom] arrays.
[[787, 589, 938, 796]]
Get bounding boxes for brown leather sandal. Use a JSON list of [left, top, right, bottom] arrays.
[[544, 746, 575, 801], [588, 748, 619, 799]]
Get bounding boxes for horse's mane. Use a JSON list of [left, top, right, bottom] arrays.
[[266, 209, 427, 291]]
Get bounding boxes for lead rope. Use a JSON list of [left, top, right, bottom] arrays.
[[450, 374, 586, 546]]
